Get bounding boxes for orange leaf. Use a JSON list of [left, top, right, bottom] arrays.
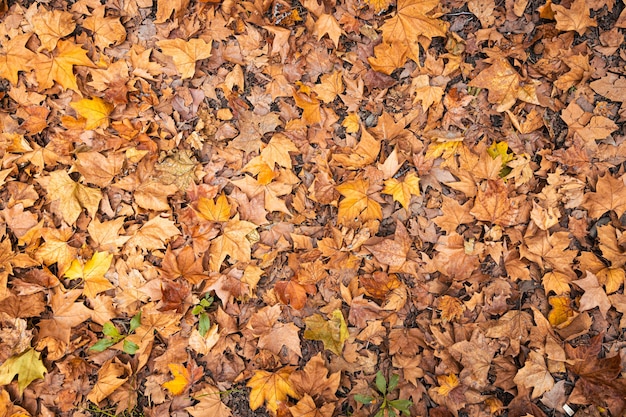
[[157, 38, 212, 79], [31, 40, 94, 92], [163, 364, 191, 396], [69, 97, 114, 130], [336, 179, 382, 225]]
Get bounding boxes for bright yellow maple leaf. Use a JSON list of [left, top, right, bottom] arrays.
[[163, 364, 191, 395], [69, 97, 113, 129], [65, 251, 113, 299], [31, 40, 94, 92], [209, 218, 257, 271], [383, 172, 421, 209], [157, 38, 212, 79], [336, 179, 382, 225], [197, 193, 231, 222], [247, 368, 299, 413], [342, 113, 360, 133]]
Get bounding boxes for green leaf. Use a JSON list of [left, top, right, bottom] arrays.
[[123, 339, 139, 355], [388, 373, 399, 393], [389, 399, 413, 413], [375, 371, 387, 395], [102, 322, 121, 339], [375, 408, 385, 417], [130, 311, 142, 332], [192, 305, 203, 315], [0, 348, 47, 394], [354, 394, 374, 405], [198, 312, 210, 337], [90, 338, 116, 352]]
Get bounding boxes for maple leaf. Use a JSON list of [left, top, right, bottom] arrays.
[[187, 385, 232, 417], [289, 353, 341, 402], [86, 359, 128, 404], [552, 0, 597, 35], [74, 151, 124, 188], [0, 33, 37, 85], [514, 351, 554, 399], [590, 73, 626, 103], [38, 170, 101, 226], [31, 40, 94, 92], [209, 218, 257, 271], [65, 251, 114, 299], [468, 58, 539, 112], [30, 8, 75, 52], [261, 134, 298, 169], [289, 394, 335, 417], [303, 310, 349, 356], [275, 279, 311, 310], [36, 288, 92, 360], [247, 305, 302, 358], [82, 5, 126, 50], [293, 91, 322, 126], [412, 74, 445, 111], [0, 348, 47, 394], [582, 173, 626, 219], [229, 111, 282, 154], [163, 364, 191, 395], [160, 246, 206, 284], [548, 296, 576, 327], [157, 38, 212, 79], [383, 172, 421, 209], [315, 14, 341, 48], [125, 215, 181, 251], [379, 0, 448, 63], [368, 42, 408, 75], [332, 128, 380, 169], [35, 226, 78, 276], [470, 179, 522, 226], [433, 195, 475, 234], [336, 179, 383, 225], [572, 271, 611, 318], [197, 193, 231, 222], [247, 368, 299, 413], [69, 97, 114, 130]]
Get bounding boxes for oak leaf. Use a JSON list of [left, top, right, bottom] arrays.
[[303, 310, 349, 356], [0, 348, 47, 394], [64, 251, 114, 299], [157, 38, 212, 79], [247, 368, 299, 413]]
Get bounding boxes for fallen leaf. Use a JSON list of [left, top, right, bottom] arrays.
[[247, 368, 299, 413], [0, 348, 47, 394]]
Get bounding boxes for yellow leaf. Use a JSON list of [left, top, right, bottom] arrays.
[[548, 296, 576, 327], [0, 33, 37, 85], [82, 5, 126, 50], [65, 251, 113, 299], [0, 348, 47, 394], [163, 364, 191, 396], [303, 310, 349, 356], [261, 133, 298, 169], [383, 172, 421, 209], [157, 38, 212, 79], [39, 170, 101, 226], [247, 368, 299, 413], [197, 193, 231, 222], [342, 113, 360, 133], [209, 218, 257, 271], [436, 373, 459, 396], [31, 40, 94, 92], [336, 179, 382, 225], [70, 97, 113, 129], [31, 8, 76, 52]]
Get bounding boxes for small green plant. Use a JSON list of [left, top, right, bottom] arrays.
[[354, 371, 413, 417], [192, 293, 214, 337], [90, 312, 141, 354]]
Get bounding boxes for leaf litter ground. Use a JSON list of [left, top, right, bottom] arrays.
[[1, 0, 626, 416]]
